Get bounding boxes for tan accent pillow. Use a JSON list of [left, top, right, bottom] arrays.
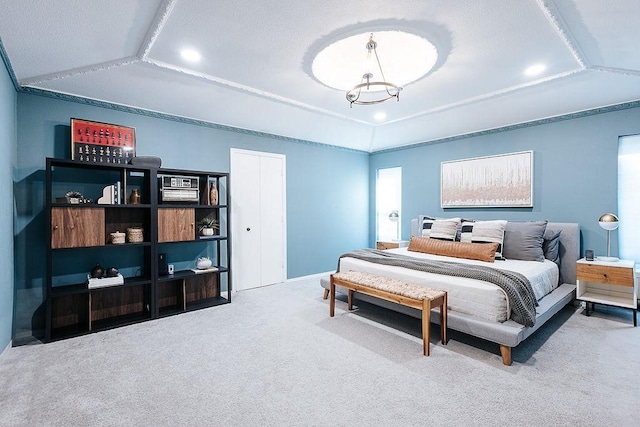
[[407, 236, 499, 263]]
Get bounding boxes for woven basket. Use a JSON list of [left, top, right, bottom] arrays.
[[110, 231, 125, 244], [127, 227, 144, 243]]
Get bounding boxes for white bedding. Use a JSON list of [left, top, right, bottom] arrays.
[[338, 247, 559, 323]]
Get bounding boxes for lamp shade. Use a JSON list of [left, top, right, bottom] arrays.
[[598, 213, 619, 231], [388, 210, 399, 222]]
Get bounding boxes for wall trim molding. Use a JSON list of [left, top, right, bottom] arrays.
[[23, 86, 640, 156], [0, 38, 20, 92], [286, 271, 333, 283], [373, 99, 640, 155], [19, 87, 369, 154], [0, 340, 11, 359], [5, 30, 639, 157]]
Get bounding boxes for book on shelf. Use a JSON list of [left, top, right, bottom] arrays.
[[115, 180, 121, 204], [87, 273, 124, 289], [190, 267, 219, 274]]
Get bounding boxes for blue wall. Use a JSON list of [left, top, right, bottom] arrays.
[[0, 56, 16, 352], [370, 106, 640, 258], [13, 92, 369, 343], [10, 86, 640, 345]]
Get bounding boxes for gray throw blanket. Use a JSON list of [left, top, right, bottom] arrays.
[[338, 249, 538, 327]]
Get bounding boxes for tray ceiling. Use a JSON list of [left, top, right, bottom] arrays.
[[1, 0, 638, 152]]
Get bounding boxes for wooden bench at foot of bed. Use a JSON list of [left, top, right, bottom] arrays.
[[329, 271, 447, 357]]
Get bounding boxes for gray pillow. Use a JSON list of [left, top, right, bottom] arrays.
[[543, 229, 563, 284], [502, 220, 548, 262], [543, 229, 562, 265]]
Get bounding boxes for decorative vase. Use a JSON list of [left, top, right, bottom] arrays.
[[209, 184, 218, 205], [90, 264, 104, 278], [201, 227, 214, 236], [196, 257, 212, 269], [105, 266, 119, 277], [129, 188, 140, 204]]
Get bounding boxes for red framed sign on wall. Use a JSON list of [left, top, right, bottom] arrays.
[[70, 118, 136, 164]]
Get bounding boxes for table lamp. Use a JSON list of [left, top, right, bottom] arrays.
[[388, 210, 400, 241], [598, 213, 619, 262]]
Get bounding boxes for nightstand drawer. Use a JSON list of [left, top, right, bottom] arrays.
[[577, 263, 635, 287]]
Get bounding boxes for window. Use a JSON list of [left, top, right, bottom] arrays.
[[618, 134, 640, 262], [376, 167, 402, 241]]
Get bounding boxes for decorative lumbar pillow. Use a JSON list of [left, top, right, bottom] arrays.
[[408, 236, 499, 263], [421, 217, 461, 241], [502, 220, 548, 262], [460, 220, 507, 260]]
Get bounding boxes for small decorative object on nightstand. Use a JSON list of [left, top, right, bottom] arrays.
[[376, 240, 409, 250], [576, 258, 637, 326], [388, 210, 400, 240]]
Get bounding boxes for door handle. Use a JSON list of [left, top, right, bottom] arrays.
[[246, 227, 251, 231]]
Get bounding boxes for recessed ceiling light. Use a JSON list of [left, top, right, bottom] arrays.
[[181, 48, 201, 62], [524, 64, 546, 76], [374, 112, 387, 121]]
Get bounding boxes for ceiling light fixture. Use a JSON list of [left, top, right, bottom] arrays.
[[312, 31, 437, 108], [374, 111, 387, 121], [524, 64, 546, 76], [181, 48, 201, 62], [346, 33, 402, 107]]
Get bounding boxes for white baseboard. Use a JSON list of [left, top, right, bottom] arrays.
[[0, 340, 11, 361], [286, 271, 333, 284]]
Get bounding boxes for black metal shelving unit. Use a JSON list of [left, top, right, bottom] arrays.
[[45, 158, 231, 341]]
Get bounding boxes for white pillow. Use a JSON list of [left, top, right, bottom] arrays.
[[460, 220, 507, 259], [421, 217, 461, 241]]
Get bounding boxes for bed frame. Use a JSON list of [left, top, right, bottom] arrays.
[[321, 221, 579, 365]]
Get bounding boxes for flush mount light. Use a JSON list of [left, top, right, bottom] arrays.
[[524, 63, 546, 76], [181, 48, 201, 62], [312, 31, 438, 107]]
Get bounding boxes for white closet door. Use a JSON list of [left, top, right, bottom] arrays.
[[230, 149, 286, 291], [259, 155, 285, 286]]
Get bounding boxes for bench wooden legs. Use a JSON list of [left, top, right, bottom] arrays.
[[423, 293, 448, 356], [440, 293, 448, 346], [330, 274, 511, 364], [329, 274, 447, 357], [329, 280, 335, 317], [422, 298, 432, 356]]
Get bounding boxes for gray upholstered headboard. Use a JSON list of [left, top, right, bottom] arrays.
[[409, 219, 580, 285]]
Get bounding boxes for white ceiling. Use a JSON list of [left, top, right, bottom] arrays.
[[1, 0, 639, 152]]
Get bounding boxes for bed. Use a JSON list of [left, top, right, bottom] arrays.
[[321, 219, 579, 365]]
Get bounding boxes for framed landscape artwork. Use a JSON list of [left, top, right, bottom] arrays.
[[441, 150, 533, 208]]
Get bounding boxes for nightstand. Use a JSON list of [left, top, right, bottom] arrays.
[[576, 258, 638, 326], [376, 240, 409, 250]]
